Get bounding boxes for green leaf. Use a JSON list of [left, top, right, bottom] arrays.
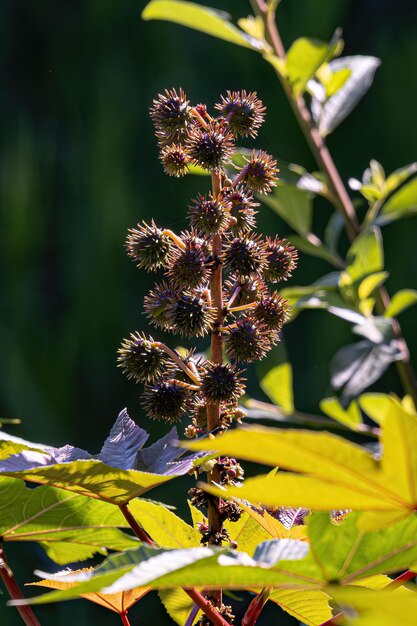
[[328, 585, 417, 626], [0, 476, 139, 565], [285, 37, 336, 95], [324, 67, 351, 97], [268, 588, 332, 626], [224, 511, 272, 556], [384, 289, 417, 318], [259, 363, 294, 414], [346, 226, 384, 283], [383, 162, 417, 197], [0, 459, 177, 506], [310, 56, 380, 136], [184, 398, 417, 526], [358, 272, 389, 300], [289, 235, 339, 265], [126, 499, 200, 548], [379, 176, 417, 223], [15, 542, 309, 605], [261, 184, 312, 235], [358, 393, 395, 425], [319, 397, 362, 430], [159, 588, 201, 625], [142, 1, 264, 51]]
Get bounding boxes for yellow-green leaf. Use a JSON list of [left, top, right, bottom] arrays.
[[319, 397, 362, 430], [358, 271, 389, 300], [260, 363, 294, 414], [128, 499, 200, 548], [384, 289, 417, 318], [268, 588, 332, 626], [142, 0, 264, 51]]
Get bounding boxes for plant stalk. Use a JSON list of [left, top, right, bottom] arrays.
[[206, 170, 225, 611], [254, 0, 417, 403], [120, 610, 132, 626], [0, 543, 41, 626], [385, 569, 416, 589]]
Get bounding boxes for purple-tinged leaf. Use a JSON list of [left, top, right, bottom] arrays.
[[98, 409, 149, 470], [135, 427, 201, 475]]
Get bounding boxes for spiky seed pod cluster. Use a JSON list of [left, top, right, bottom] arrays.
[[119, 88, 297, 446]]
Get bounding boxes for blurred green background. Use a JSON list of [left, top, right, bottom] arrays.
[[1, 0, 417, 623]]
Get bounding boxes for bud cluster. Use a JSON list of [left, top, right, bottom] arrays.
[[119, 88, 298, 549]]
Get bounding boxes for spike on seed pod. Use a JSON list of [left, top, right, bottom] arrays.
[[117, 332, 167, 383], [141, 378, 190, 422], [225, 274, 267, 307], [201, 362, 245, 404], [215, 90, 265, 138], [263, 236, 298, 283], [188, 192, 231, 236], [185, 119, 235, 172], [237, 150, 278, 194], [126, 220, 171, 271], [150, 88, 192, 145], [160, 143, 190, 177], [224, 233, 268, 277]]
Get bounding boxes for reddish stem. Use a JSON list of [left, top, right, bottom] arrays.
[[0, 543, 41, 626], [206, 170, 225, 611], [184, 588, 230, 626], [120, 610, 132, 626], [385, 569, 416, 589], [119, 503, 155, 547]]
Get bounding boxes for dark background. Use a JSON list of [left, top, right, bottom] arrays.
[[1, 0, 417, 624]]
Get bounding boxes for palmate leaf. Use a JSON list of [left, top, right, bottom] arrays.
[[0, 476, 139, 564], [184, 397, 417, 528], [28, 569, 150, 613], [0, 410, 201, 505], [328, 585, 417, 626], [267, 588, 332, 626], [159, 588, 202, 626], [13, 542, 310, 606]]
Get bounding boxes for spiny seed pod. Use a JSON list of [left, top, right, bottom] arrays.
[[167, 234, 211, 289], [126, 220, 171, 271], [150, 88, 192, 145], [144, 281, 175, 330], [141, 379, 190, 422], [165, 349, 203, 383], [215, 90, 265, 138], [168, 292, 215, 337], [263, 236, 298, 283], [188, 192, 231, 236], [238, 150, 278, 194], [226, 274, 267, 307], [219, 500, 243, 523], [221, 184, 258, 234], [185, 119, 234, 171], [117, 332, 167, 383], [225, 318, 274, 362], [160, 143, 190, 177], [201, 363, 245, 403], [254, 292, 290, 330], [224, 234, 268, 277]]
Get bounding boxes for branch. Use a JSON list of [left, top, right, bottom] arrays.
[[254, 0, 417, 403], [0, 543, 41, 626]]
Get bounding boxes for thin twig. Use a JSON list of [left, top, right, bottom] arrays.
[[242, 588, 270, 626], [384, 569, 416, 589], [0, 543, 41, 626], [152, 342, 201, 384], [119, 503, 155, 546]]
